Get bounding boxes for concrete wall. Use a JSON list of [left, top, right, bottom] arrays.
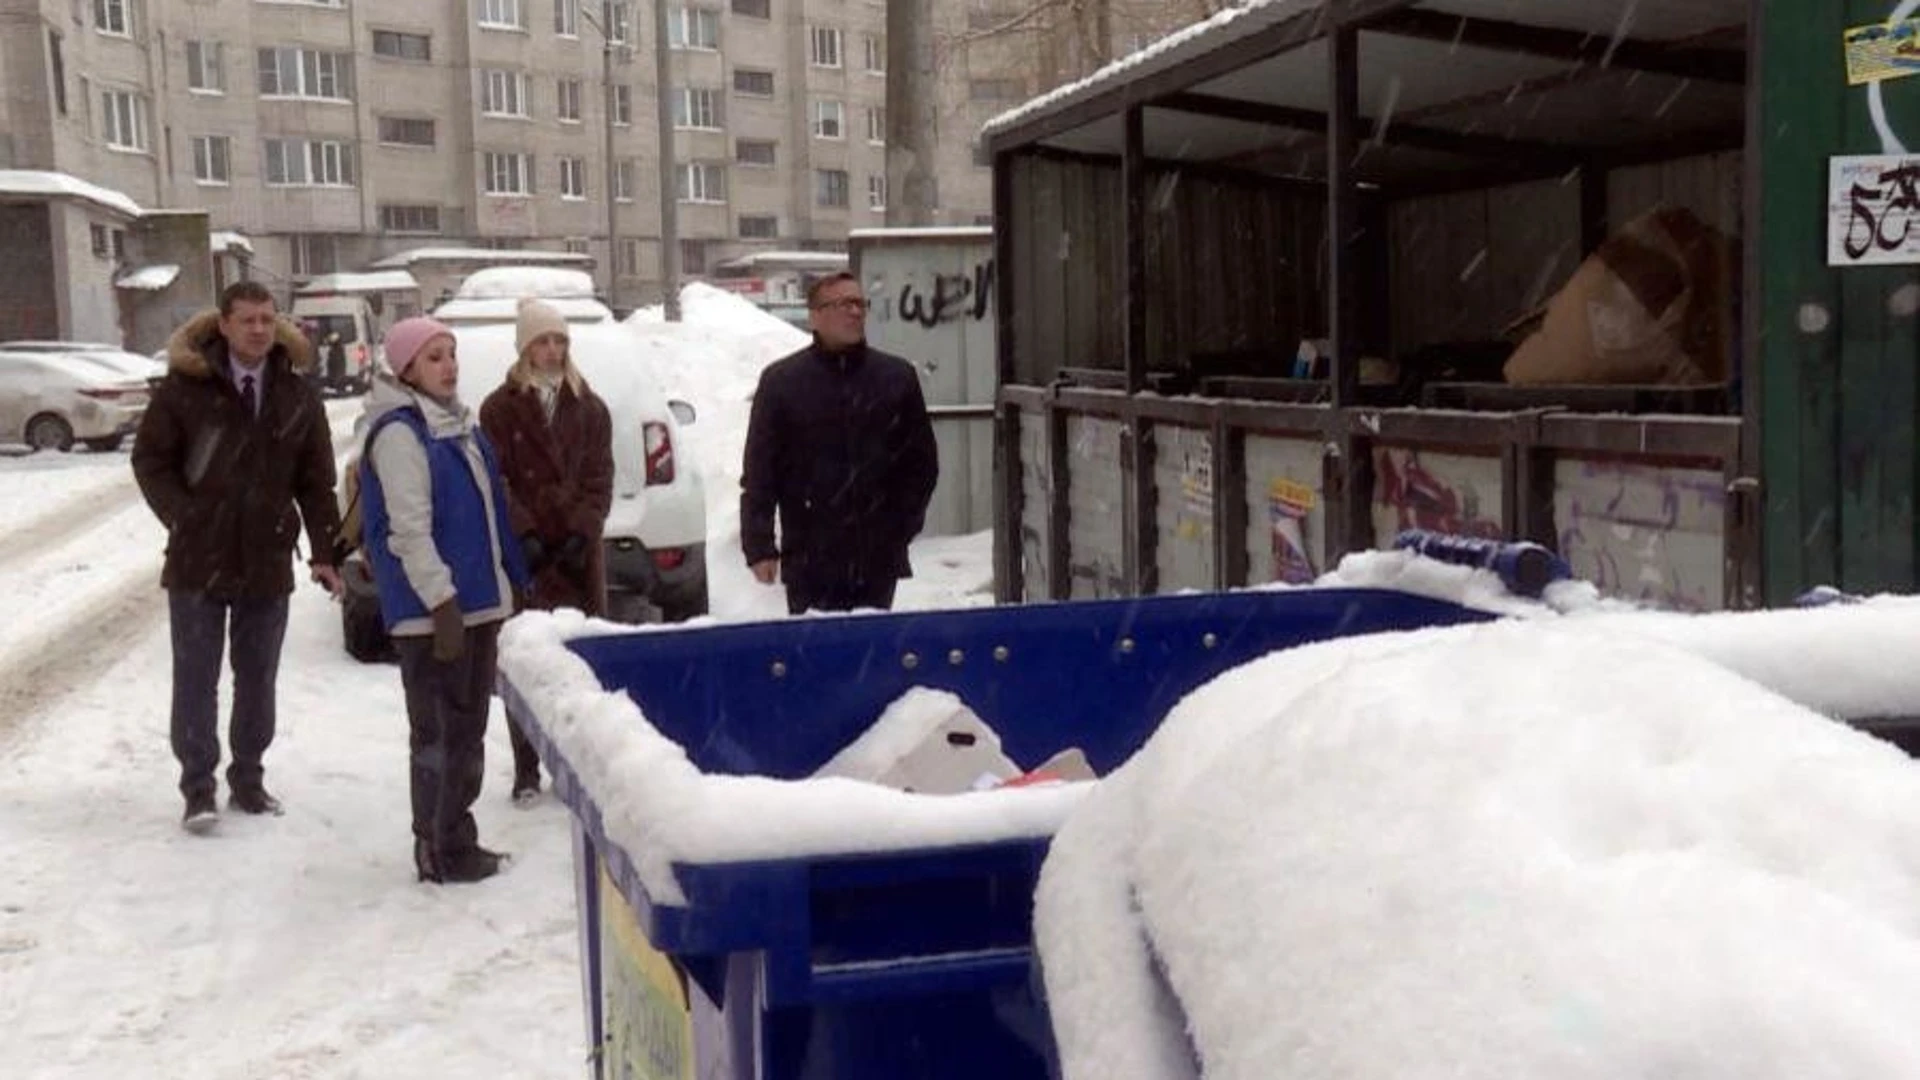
[[123, 208, 213, 354]]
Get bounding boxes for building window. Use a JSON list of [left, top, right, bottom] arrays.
[[481, 70, 530, 117], [673, 88, 720, 130], [867, 173, 886, 211], [192, 135, 231, 184], [669, 6, 719, 49], [371, 30, 431, 61], [814, 168, 848, 209], [48, 31, 67, 116], [863, 34, 884, 73], [484, 151, 534, 195], [612, 85, 631, 125], [615, 159, 635, 201], [731, 68, 773, 97], [617, 238, 639, 275], [111, 229, 126, 259], [101, 91, 147, 151], [730, 0, 768, 17], [811, 99, 843, 139], [559, 156, 587, 199], [478, 0, 524, 29], [379, 204, 442, 234], [738, 214, 777, 240], [187, 41, 225, 93], [557, 79, 582, 122], [808, 26, 841, 68], [554, 0, 578, 36], [377, 116, 436, 147], [676, 162, 726, 204], [607, 2, 631, 44], [90, 223, 110, 258], [258, 48, 353, 101], [265, 138, 356, 186], [564, 237, 590, 255], [969, 77, 1026, 102], [866, 107, 885, 144], [94, 0, 131, 36], [734, 138, 775, 167], [289, 234, 338, 278], [680, 239, 708, 275]]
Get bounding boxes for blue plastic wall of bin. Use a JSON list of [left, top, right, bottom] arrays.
[[536, 587, 1497, 1079]]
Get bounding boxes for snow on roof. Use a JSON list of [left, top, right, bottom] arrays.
[[453, 265, 598, 300], [980, 0, 1314, 141], [369, 246, 593, 270], [849, 227, 995, 241], [432, 296, 614, 326], [0, 169, 144, 218], [715, 250, 849, 270], [113, 264, 179, 291], [295, 270, 417, 294], [209, 230, 253, 254]]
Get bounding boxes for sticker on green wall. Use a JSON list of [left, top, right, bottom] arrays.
[[1846, 19, 1920, 86]]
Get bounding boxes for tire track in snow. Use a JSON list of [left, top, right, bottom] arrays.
[[0, 472, 140, 579], [0, 418, 365, 746]]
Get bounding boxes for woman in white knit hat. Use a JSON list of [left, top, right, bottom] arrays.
[[479, 297, 614, 805]]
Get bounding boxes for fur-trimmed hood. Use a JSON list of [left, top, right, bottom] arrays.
[[165, 309, 315, 378]]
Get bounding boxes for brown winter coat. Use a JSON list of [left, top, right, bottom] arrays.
[[478, 376, 614, 616], [131, 310, 341, 598]]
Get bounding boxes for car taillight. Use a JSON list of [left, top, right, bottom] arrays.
[[651, 548, 686, 571], [643, 421, 674, 485], [354, 343, 368, 370]]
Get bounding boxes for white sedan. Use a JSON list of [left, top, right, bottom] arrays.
[[0, 349, 151, 452]]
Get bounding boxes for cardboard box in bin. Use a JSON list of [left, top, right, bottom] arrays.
[[813, 688, 1098, 794], [1504, 206, 1734, 387]]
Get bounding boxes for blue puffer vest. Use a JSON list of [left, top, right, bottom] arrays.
[[360, 407, 528, 630]]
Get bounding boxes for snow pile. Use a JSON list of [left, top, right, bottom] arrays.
[[625, 283, 810, 620], [1311, 547, 1608, 617], [1040, 617, 1920, 1079], [495, 610, 1089, 905], [113, 264, 179, 291]]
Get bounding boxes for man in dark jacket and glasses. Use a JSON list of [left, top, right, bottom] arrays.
[[740, 271, 938, 614]]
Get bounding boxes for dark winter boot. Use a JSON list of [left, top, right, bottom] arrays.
[[229, 783, 284, 816], [438, 844, 508, 883], [182, 791, 219, 834], [511, 766, 541, 807], [414, 838, 442, 884]]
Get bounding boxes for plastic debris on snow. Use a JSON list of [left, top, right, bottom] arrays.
[[495, 610, 1091, 907], [1039, 616, 1920, 1080]]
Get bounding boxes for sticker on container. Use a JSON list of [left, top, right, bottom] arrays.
[[1846, 19, 1920, 86]]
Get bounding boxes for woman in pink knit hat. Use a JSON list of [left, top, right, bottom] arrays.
[[479, 297, 614, 805], [356, 316, 531, 884]]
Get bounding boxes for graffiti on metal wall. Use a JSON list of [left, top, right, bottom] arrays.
[[883, 260, 995, 329], [1372, 447, 1504, 542], [1554, 459, 1726, 611]]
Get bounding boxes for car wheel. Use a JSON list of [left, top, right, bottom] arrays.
[[83, 435, 124, 452], [25, 414, 74, 453]]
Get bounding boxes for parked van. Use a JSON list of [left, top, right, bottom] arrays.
[[288, 294, 378, 395]]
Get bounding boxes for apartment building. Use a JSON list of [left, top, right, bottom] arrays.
[[0, 0, 1018, 306]]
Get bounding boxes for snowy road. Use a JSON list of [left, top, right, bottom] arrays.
[[0, 401, 586, 1078]]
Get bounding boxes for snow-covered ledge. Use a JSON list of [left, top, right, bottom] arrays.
[[496, 610, 1091, 907]]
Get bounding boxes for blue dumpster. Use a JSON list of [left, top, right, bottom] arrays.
[[500, 585, 1500, 1079]]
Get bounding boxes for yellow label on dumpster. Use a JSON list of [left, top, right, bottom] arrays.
[[1846, 19, 1920, 86], [599, 864, 694, 1080]]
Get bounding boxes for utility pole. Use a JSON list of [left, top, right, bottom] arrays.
[[653, 0, 681, 320], [601, 2, 621, 313], [885, 0, 938, 225]]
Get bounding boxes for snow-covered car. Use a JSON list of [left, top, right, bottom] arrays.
[[1, 340, 167, 383], [336, 320, 708, 660], [431, 267, 616, 327], [0, 348, 151, 451]]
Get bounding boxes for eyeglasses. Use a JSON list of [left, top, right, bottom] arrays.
[[813, 297, 869, 313]]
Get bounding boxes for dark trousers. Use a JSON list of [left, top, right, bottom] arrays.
[[785, 574, 898, 616], [507, 707, 539, 781], [168, 590, 290, 799], [394, 623, 500, 853]]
